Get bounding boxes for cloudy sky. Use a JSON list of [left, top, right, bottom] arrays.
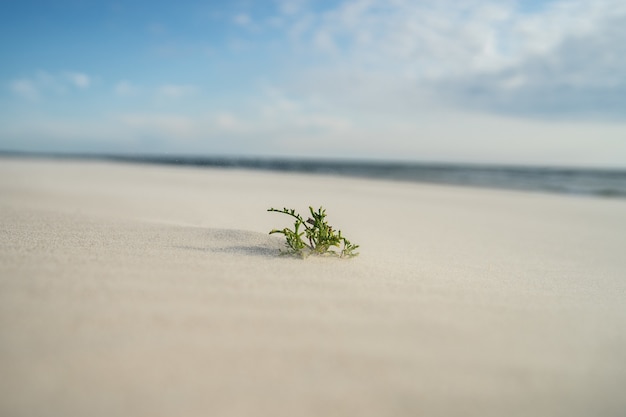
[[1, 0, 625, 167]]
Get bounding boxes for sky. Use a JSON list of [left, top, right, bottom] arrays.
[[1, 0, 625, 167]]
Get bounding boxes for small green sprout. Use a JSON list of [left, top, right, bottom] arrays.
[[268, 206, 359, 258]]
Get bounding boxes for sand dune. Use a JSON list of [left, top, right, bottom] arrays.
[[1, 158, 625, 417]]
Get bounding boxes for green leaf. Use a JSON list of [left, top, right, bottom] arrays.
[[268, 205, 359, 259]]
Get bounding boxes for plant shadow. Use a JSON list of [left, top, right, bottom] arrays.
[[173, 228, 284, 259], [176, 244, 280, 258]]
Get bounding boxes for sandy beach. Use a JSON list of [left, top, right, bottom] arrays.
[[1, 157, 625, 417]]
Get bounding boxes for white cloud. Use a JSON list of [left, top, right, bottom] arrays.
[[233, 13, 251, 27], [276, 0, 310, 16], [156, 84, 197, 99], [66, 72, 91, 89], [8, 70, 92, 100], [119, 113, 197, 138], [9, 79, 40, 101], [33, 71, 66, 94], [210, 86, 354, 142], [214, 112, 242, 131], [114, 80, 139, 97], [312, 30, 338, 55], [274, 0, 626, 120]]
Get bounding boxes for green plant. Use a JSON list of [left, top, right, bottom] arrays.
[[268, 206, 359, 258]]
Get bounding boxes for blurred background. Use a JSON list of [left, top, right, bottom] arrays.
[[1, 0, 625, 168]]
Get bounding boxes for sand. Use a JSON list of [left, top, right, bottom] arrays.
[[1, 157, 625, 417]]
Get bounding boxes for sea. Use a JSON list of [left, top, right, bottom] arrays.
[[4, 152, 626, 198], [105, 154, 626, 198]]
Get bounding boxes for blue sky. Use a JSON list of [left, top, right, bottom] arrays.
[[1, 0, 625, 167]]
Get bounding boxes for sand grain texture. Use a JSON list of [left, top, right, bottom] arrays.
[[1, 158, 625, 417]]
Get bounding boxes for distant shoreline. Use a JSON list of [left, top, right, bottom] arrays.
[[2, 151, 626, 198]]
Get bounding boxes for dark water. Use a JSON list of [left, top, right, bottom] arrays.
[[105, 155, 626, 198], [4, 152, 626, 198]]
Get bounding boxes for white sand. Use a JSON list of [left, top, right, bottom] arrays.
[[1, 157, 625, 417]]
